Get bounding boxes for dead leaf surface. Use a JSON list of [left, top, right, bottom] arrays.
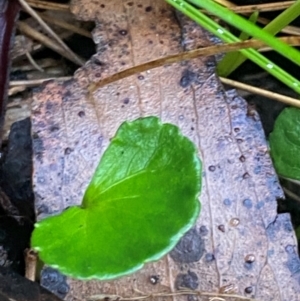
[[31, 0, 300, 300]]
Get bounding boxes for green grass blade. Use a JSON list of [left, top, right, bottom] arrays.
[[264, 0, 300, 35], [165, 0, 300, 94], [218, 0, 300, 76], [187, 0, 300, 67], [218, 11, 259, 76]]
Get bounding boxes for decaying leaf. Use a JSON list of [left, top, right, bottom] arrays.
[[31, 0, 300, 300]]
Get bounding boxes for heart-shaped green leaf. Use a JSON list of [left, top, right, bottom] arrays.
[[269, 107, 300, 181], [31, 117, 201, 280]]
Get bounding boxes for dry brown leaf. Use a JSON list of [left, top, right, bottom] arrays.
[[31, 1, 300, 301]]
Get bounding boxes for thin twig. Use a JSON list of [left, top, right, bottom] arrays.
[[219, 77, 300, 108], [88, 36, 300, 108], [18, 0, 84, 66], [26, 0, 69, 11], [279, 175, 300, 186], [282, 187, 300, 203], [213, 0, 300, 36], [9, 76, 73, 87], [39, 13, 93, 39], [25, 51, 44, 72], [211, 0, 296, 13], [24, 249, 38, 281], [11, 58, 60, 72], [17, 21, 85, 66]]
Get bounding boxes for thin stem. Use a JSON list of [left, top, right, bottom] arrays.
[[18, 0, 84, 66], [88, 37, 300, 94], [219, 77, 300, 108]]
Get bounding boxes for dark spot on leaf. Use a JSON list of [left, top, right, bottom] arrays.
[[78, 111, 85, 117], [119, 30, 128, 36], [234, 127, 240, 132], [149, 275, 160, 284], [245, 286, 253, 294], [208, 165, 215, 172], [244, 262, 253, 270], [138, 4, 143, 7], [170, 228, 204, 263], [64, 148, 73, 155], [100, 4, 105, 8], [205, 253, 215, 262], [199, 225, 208, 236], [237, 139, 243, 144], [127, 2, 134, 6], [243, 172, 250, 179], [239, 155, 246, 162], [46, 101, 54, 111], [179, 69, 197, 88], [123, 98, 130, 104], [33, 135, 45, 162], [175, 271, 199, 290], [218, 225, 225, 232], [145, 6, 152, 12], [243, 199, 252, 209], [50, 125, 59, 132], [138, 75, 144, 80], [191, 127, 194, 131], [148, 40, 153, 44], [223, 198, 232, 206]]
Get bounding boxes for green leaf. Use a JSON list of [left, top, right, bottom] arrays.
[[269, 108, 300, 181], [31, 117, 202, 280]]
